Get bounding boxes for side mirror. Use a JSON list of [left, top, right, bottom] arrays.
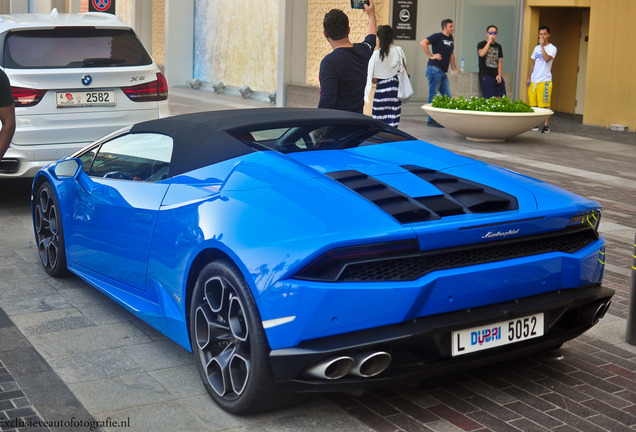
[[52, 158, 94, 193], [53, 158, 81, 179]]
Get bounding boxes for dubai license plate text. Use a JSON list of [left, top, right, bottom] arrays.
[[452, 313, 544, 356]]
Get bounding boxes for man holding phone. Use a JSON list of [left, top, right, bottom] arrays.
[[477, 25, 506, 99], [318, 0, 376, 113]]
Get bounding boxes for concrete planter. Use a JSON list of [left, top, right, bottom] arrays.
[[422, 103, 553, 142]]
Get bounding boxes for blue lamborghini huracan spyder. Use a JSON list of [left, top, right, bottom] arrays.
[[32, 108, 613, 413]]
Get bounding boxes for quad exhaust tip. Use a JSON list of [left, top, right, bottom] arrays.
[[305, 356, 354, 380], [351, 351, 392, 377], [305, 351, 392, 380], [599, 300, 611, 320], [581, 301, 611, 326]]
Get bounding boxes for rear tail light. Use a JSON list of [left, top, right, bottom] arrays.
[[121, 72, 168, 102], [12, 87, 46, 107], [293, 239, 421, 282], [568, 210, 601, 232]]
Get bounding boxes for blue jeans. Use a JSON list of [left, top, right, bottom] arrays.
[[479, 74, 506, 99], [426, 65, 451, 123]]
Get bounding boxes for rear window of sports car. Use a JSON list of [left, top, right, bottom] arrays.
[[3, 28, 152, 69], [233, 126, 412, 153]]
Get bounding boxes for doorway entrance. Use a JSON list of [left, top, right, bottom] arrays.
[[532, 7, 590, 114]]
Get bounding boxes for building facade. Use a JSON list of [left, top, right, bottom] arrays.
[[3, 0, 635, 131]]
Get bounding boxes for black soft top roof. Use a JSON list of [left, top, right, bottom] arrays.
[[129, 108, 404, 177]]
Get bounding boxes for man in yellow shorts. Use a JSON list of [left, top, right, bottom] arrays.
[[527, 26, 557, 133]]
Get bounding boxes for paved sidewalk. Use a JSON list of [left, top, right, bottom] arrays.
[[0, 87, 634, 431], [1, 311, 50, 432]]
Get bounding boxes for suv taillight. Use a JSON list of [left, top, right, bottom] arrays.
[[121, 73, 168, 102], [12, 87, 46, 107]]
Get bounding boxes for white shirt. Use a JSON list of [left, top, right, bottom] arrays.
[[530, 43, 557, 83], [364, 45, 405, 103]]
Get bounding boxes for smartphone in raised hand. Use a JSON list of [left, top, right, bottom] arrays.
[[351, 0, 369, 9]]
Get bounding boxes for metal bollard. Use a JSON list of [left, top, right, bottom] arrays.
[[626, 234, 636, 345]]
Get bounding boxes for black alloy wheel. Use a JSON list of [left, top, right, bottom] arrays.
[[34, 182, 69, 277], [190, 260, 293, 414]]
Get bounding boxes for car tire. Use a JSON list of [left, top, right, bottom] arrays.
[[34, 181, 69, 277], [190, 260, 293, 414]]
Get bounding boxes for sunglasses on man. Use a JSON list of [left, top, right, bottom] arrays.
[[488, 31, 498, 35]]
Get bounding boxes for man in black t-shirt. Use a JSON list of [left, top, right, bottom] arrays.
[[420, 19, 458, 126], [318, 1, 377, 113], [477, 25, 506, 99], [0, 68, 16, 162]]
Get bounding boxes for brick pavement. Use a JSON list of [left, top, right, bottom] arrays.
[[331, 332, 636, 432], [0, 88, 634, 431], [0, 180, 50, 432], [1, 359, 49, 432]]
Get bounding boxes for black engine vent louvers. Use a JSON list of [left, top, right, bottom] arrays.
[[401, 165, 518, 214], [415, 196, 464, 216], [326, 170, 438, 223], [455, 191, 513, 212], [327, 166, 519, 225]]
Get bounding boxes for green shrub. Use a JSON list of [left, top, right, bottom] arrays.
[[431, 95, 533, 113]]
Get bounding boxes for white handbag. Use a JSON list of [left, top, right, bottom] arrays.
[[397, 47, 413, 101]]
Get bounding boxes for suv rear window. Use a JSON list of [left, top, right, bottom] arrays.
[[3, 27, 152, 69]]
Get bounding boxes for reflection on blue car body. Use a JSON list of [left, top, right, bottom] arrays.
[[32, 108, 613, 414]]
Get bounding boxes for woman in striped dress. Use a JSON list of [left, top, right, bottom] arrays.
[[364, 25, 408, 128]]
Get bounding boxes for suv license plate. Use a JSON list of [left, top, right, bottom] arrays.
[[56, 90, 116, 107], [452, 313, 544, 356]]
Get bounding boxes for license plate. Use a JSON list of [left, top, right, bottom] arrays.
[[452, 313, 544, 356], [56, 90, 116, 107]]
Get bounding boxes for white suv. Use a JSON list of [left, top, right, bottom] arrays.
[[0, 10, 170, 177]]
